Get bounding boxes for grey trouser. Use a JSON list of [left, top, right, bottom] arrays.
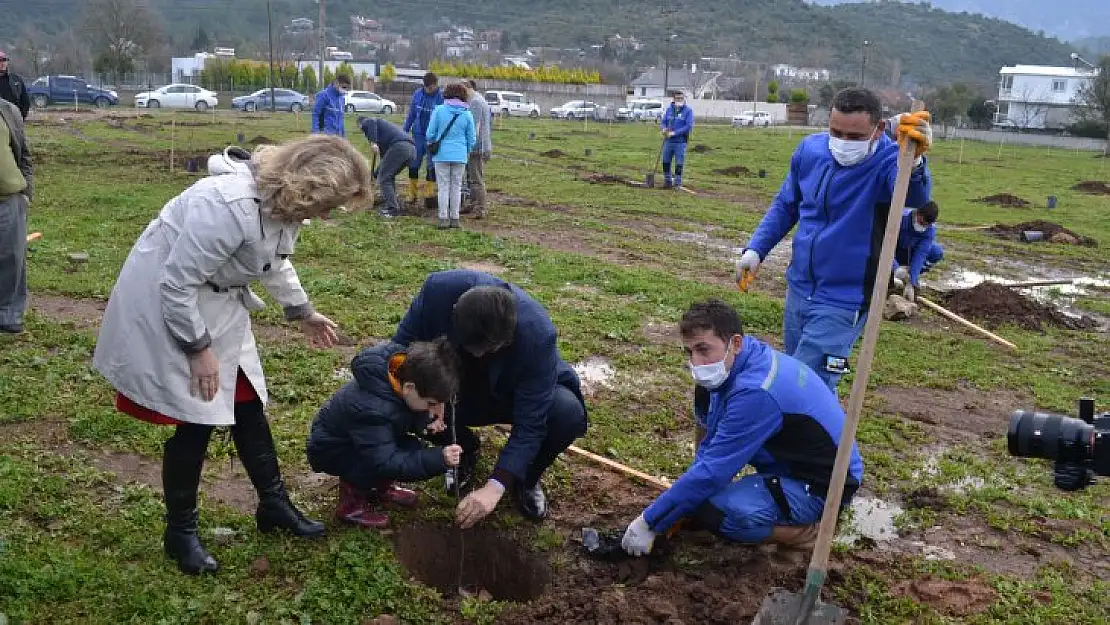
[[465, 153, 487, 211], [434, 162, 466, 220], [378, 141, 416, 212], [0, 193, 28, 327]]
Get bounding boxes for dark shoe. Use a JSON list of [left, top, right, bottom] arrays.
[[232, 400, 326, 538], [436, 218, 450, 229], [164, 512, 220, 575], [449, 218, 461, 229], [516, 482, 548, 521], [336, 481, 390, 528], [0, 324, 22, 334], [162, 428, 219, 575]]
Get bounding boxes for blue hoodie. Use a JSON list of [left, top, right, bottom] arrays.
[[424, 100, 476, 164], [745, 132, 932, 313], [660, 103, 694, 143], [892, 208, 937, 287], [643, 336, 864, 533], [312, 84, 347, 136], [403, 87, 444, 138]]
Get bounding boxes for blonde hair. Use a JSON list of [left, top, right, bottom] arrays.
[[252, 134, 373, 221]]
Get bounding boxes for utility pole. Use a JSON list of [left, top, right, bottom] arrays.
[[860, 40, 869, 87], [267, 0, 276, 111], [317, 0, 326, 90], [663, 33, 676, 98]]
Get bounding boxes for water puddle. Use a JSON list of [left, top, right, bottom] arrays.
[[837, 496, 903, 545], [573, 357, 616, 395], [656, 227, 792, 271]]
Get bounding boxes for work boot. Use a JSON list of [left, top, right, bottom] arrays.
[[336, 481, 390, 529], [437, 218, 450, 229], [232, 401, 326, 538], [371, 481, 419, 508], [770, 524, 819, 550], [162, 429, 219, 575], [406, 179, 419, 204], [449, 218, 461, 229], [662, 177, 673, 189], [674, 176, 683, 188], [515, 481, 548, 521]]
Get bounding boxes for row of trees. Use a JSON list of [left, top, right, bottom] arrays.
[[194, 59, 390, 95], [427, 61, 602, 85]]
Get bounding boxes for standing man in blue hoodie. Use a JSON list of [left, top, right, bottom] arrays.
[[312, 73, 352, 137], [891, 201, 943, 302], [735, 88, 933, 393], [403, 72, 445, 205], [659, 90, 694, 189]]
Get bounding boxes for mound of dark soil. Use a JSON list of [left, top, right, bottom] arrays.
[[1074, 180, 1110, 195], [905, 486, 949, 510], [713, 165, 751, 176], [584, 173, 626, 185], [940, 282, 1096, 331], [975, 193, 1030, 208], [987, 221, 1097, 247], [692, 144, 713, 153], [248, 135, 275, 145], [540, 149, 567, 158]]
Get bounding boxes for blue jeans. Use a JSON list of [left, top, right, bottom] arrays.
[[408, 135, 436, 181], [784, 288, 867, 394], [696, 474, 826, 543], [662, 141, 687, 184], [895, 243, 945, 275]]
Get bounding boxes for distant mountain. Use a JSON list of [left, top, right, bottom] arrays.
[[1, 0, 1078, 88], [1075, 37, 1110, 56], [809, 0, 1110, 41]]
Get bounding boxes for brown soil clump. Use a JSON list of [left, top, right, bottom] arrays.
[[987, 220, 1097, 246], [905, 486, 949, 510], [940, 282, 1096, 331], [247, 135, 275, 145], [893, 576, 997, 617], [583, 173, 627, 185], [713, 165, 751, 176], [975, 193, 1030, 207], [540, 149, 567, 158], [1074, 180, 1110, 194], [692, 144, 713, 153]]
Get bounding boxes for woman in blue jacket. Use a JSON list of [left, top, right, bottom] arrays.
[[425, 83, 476, 229]]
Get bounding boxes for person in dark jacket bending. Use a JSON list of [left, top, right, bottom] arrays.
[[392, 269, 588, 528], [358, 115, 416, 218], [308, 339, 464, 528]]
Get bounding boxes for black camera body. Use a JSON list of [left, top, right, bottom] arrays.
[[1007, 397, 1109, 491]]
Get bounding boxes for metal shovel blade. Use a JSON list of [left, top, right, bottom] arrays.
[[645, 173, 656, 188], [750, 588, 847, 625]]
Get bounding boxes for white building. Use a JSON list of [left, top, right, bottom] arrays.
[[630, 66, 722, 99], [995, 64, 1099, 130], [771, 64, 830, 81]]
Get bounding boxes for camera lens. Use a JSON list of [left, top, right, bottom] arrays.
[[1007, 410, 1093, 464]]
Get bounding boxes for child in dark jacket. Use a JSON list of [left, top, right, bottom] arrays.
[[307, 339, 463, 528]]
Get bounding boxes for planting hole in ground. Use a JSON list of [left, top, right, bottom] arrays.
[[394, 524, 551, 601], [975, 193, 1030, 207]]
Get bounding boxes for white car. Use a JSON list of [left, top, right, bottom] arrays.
[[135, 84, 219, 110], [550, 100, 599, 120], [344, 91, 396, 114], [731, 111, 774, 127], [485, 91, 540, 117], [617, 101, 665, 122]]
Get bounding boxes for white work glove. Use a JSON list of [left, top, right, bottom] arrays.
[[893, 266, 909, 283], [622, 514, 657, 557], [903, 284, 916, 302], [735, 249, 761, 282]]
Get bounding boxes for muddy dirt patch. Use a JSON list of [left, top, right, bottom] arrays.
[[247, 135, 275, 145], [394, 524, 550, 601], [877, 384, 1031, 443], [458, 261, 508, 275], [30, 294, 106, 328], [643, 321, 680, 346], [713, 165, 751, 177], [1073, 180, 1110, 195], [975, 193, 1030, 208], [940, 282, 1097, 331], [987, 220, 1097, 246], [894, 576, 996, 617], [692, 144, 713, 153], [582, 173, 628, 185], [540, 149, 567, 158]]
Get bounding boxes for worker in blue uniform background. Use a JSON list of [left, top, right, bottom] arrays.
[[891, 201, 944, 302], [659, 90, 694, 188]]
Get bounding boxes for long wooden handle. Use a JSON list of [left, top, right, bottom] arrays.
[[918, 296, 1018, 350], [1000, 279, 1074, 289], [806, 102, 925, 574]]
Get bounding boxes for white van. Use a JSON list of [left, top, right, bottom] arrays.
[[485, 91, 541, 118]]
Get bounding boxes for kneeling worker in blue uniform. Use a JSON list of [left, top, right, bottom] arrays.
[[622, 299, 864, 555]]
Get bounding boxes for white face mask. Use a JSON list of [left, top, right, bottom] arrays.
[[689, 338, 737, 390], [913, 219, 928, 233], [828, 129, 878, 167]]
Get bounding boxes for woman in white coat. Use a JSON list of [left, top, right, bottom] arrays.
[[93, 134, 372, 575]]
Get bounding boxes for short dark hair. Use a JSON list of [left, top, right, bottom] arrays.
[[679, 299, 744, 343], [917, 201, 939, 224], [395, 338, 461, 402], [443, 83, 468, 101], [335, 73, 352, 87], [467, 79, 478, 90], [453, 286, 517, 352], [831, 88, 882, 125], [423, 72, 438, 88]]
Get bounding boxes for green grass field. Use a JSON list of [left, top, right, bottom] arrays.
[[1, 108, 1107, 624]]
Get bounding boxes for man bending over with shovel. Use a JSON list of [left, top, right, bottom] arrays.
[[622, 299, 863, 556]]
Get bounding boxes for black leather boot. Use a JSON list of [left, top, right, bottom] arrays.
[[232, 399, 326, 538], [163, 425, 219, 575], [516, 481, 548, 521]]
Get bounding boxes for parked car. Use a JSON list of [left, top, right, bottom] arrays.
[[731, 111, 774, 127], [485, 91, 540, 117], [135, 84, 219, 110], [550, 100, 599, 120], [232, 88, 309, 113], [344, 91, 396, 114], [27, 75, 119, 109], [617, 100, 665, 122]]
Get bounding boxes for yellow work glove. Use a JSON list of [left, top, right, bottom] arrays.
[[896, 111, 932, 159]]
